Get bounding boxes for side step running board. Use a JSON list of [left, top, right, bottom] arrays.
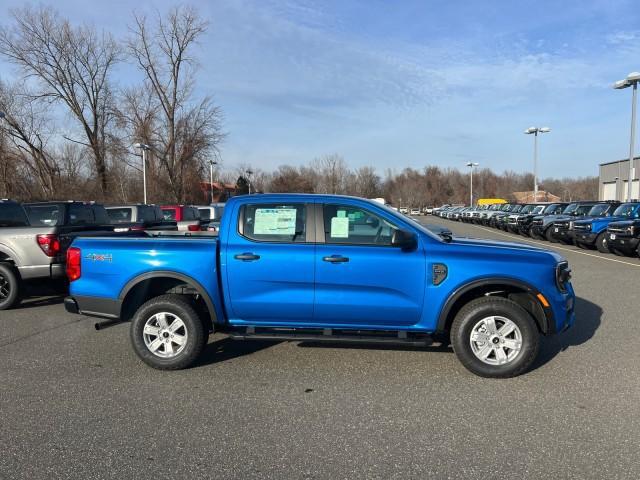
[[229, 328, 432, 347]]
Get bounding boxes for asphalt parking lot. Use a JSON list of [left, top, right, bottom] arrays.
[[1, 218, 639, 480]]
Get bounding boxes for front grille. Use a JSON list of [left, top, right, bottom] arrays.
[[555, 222, 569, 229], [573, 224, 589, 232], [532, 219, 543, 226], [607, 226, 631, 235]]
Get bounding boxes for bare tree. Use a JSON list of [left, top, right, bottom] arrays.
[[312, 154, 349, 194], [0, 6, 120, 197], [127, 6, 224, 202], [0, 81, 59, 198]]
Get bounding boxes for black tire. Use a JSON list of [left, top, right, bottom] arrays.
[[545, 227, 558, 243], [595, 233, 610, 253], [0, 263, 21, 311], [130, 294, 208, 370], [451, 296, 540, 378], [575, 241, 589, 250], [611, 248, 628, 257]]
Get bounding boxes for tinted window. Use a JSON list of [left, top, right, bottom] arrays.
[[576, 204, 594, 215], [323, 204, 398, 246], [588, 204, 611, 216], [241, 204, 306, 243], [138, 206, 157, 222], [198, 208, 211, 221], [162, 208, 176, 220], [0, 203, 29, 227], [613, 203, 640, 217], [107, 208, 132, 224], [93, 206, 110, 224], [183, 207, 198, 221], [25, 205, 62, 226], [68, 204, 95, 225]]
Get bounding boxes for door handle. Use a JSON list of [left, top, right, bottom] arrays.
[[234, 253, 261, 261], [323, 255, 349, 263]]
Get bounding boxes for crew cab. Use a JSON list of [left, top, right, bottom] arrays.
[[65, 194, 575, 378], [106, 204, 178, 232], [573, 202, 636, 252], [0, 200, 114, 310]]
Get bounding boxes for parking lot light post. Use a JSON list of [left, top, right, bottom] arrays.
[[133, 143, 151, 204], [246, 169, 254, 195], [524, 127, 550, 202], [466, 162, 479, 206], [209, 160, 217, 203], [613, 72, 640, 201]]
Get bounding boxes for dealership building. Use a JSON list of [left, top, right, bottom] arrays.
[[598, 156, 640, 200]]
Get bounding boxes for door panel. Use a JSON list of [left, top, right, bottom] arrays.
[[314, 204, 426, 326], [224, 202, 315, 322]]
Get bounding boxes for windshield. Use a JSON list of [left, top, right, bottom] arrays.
[[519, 205, 534, 214], [576, 205, 594, 215], [532, 206, 545, 214], [613, 203, 640, 217], [543, 204, 561, 214], [562, 203, 578, 214], [25, 205, 62, 226], [588, 204, 610, 216], [510, 205, 522, 213]]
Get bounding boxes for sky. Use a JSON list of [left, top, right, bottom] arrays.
[[1, 0, 640, 178]]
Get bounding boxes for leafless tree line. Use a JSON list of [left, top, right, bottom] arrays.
[[0, 5, 223, 203], [250, 155, 598, 206]]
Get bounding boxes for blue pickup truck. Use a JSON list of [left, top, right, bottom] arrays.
[[64, 194, 575, 378]]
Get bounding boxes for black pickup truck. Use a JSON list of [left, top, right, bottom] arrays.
[[106, 204, 178, 232]]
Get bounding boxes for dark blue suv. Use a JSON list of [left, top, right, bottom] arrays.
[[574, 202, 640, 252]]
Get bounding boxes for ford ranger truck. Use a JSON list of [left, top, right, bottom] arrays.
[[573, 202, 637, 252], [64, 194, 575, 378]]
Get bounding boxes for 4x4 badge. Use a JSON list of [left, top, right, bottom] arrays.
[[85, 253, 113, 262]]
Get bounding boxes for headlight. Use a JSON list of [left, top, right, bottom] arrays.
[[556, 261, 571, 293], [585, 224, 592, 231]]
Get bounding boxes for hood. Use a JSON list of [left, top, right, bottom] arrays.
[[608, 218, 640, 228], [448, 236, 564, 263], [576, 215, 626, 226]]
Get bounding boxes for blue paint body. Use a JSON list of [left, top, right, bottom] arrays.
[[70, 194, 575, 333]]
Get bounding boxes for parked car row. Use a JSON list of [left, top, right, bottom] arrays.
[[0, 199, 225, 310], [436, 200, 640, 258]]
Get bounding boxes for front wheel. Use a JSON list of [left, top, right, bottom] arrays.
[[595, 233, 610, 253], [451, 297, 540, 378], [130, 294, 208, 370]]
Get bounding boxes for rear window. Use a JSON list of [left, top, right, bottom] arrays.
[[183, 207, 198, 221], [107, 208, 133, 224], [0, 203, 29, 227], [25, 205, 62, 226], [138, 206, 157, 222]]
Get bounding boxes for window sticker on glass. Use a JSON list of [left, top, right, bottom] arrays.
[[337, 210, 347, 218], [254, 208, 297, 235], [330, 216, 349, 238]]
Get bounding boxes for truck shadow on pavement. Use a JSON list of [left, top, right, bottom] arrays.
[[193, 296, 601, 371], [530, 296, 601, 371]]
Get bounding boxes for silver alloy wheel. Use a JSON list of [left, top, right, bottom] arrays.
[[469, 316, 523, 366], [142, 312, 188, 358], [0, 273, 9, 301]]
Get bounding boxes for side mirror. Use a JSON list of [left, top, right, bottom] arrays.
[[391, 229, 417, 251]]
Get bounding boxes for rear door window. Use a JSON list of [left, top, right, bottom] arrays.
[[162, 208, 177, 221], [107, 208, 133, 223], [138, 206, 157, 223], [25, 205, 62, 226], [240, 204, 307, 243]]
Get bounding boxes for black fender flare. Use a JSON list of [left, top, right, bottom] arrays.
[[119, 270, 218, 323], [436, 276, 553, 334]]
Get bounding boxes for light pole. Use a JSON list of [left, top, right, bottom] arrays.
[[466, 162, 479, 206], [524, 127, 551, 202], [613, 71, 640, 202], [208, 159, 217, 203], [133, 143, 151, 204], [246, 169, 254, 195]]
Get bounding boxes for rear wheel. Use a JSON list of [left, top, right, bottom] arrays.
[[611, 248, 628, 257], [595, 233, 610, 253], [130, 294, 208, 370], [451, 297, 539, 378], [0, 263, 21, 311], [576, 241, 589, 249]]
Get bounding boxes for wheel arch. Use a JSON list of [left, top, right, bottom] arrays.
[[436, 277, 552, 336], [119, 271, 218, 330]]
